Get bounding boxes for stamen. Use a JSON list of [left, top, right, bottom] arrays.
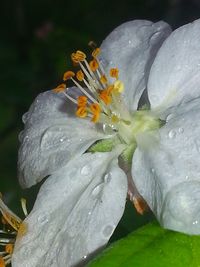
[[76, 106, 88, 118], [92, 48, 101, 58], [71, 51, 86, 63], [53, 83, 66, 93], [21, 198, 28, 217], [100, 75, 108, 84], [89, 59, 99, 72], [110, 68, 119, 79], [90, 103, 101, 123], [0, 199, 22, 232], [99, 89, 112, 105], [76, 70, 84, 82], [54, 47, 126, 127], [77, 96, 87, 107], [113, 80, 124, 93], [63, 71, 75, 81], [0, 256, 6, 267], [5, 244, 13, 255]]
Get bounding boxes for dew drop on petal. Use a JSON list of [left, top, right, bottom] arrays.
[[80, 165, 90, 176], [168, 130, 176, 139], [102, 225, 115, 238], [104, 172, 112, 183], [166, 113, 174, 122], [103, 124, 114, 135], [178, 127, 184, 133], [92, 184, 104, 197]]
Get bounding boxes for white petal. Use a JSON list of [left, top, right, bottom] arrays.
[[100, 20, 171, 110], [132, 99, 200, 234], [148, 18, 200, 110], [18, 90, 107, 188], [13, 150, 127, 267]]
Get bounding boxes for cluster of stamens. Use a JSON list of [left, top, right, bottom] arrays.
[[53, 46, 124, 124], [0, 195, 27, 267]]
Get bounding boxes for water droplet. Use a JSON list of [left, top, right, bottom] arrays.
[[192, 220, 198, 225], [102, 225, 114, 237], [104, 173, 111, 183], [103, 124, 114, 135], [92, 184, 103, 197], [88, 211, 92, 216], [178, 127, 184, 133], [83, 255, 87, 260], [185, 175, 189, 180], [151, 168, 155, 173], [168, 130, 176, 139], [60, 138, 64, 142], [166, 113, 174, 122], [150, 32, 160, 43], [38, 215, 49, 225], [128, 40, 132, 44], [80, 165, 90, 176], [22, 112, 29, 123]]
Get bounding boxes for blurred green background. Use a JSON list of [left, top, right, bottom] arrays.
[[0, 0, 200, 236]]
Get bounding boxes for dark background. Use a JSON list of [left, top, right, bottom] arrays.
[[0, 0, 200, 237]]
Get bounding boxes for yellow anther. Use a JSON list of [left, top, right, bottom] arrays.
[[2, 211, 21, 232], [106, 85, 114, 94], [63, 71, 75, 81], [53, 83, 66, 93], [110, 68, 119, 79], [77, 96, 87, 107], [5, 244, 13, 255], [76, 70, 84, 81], [90, 103, 101, 123], [113, 80, 124, 93], [0, 257, 5, 267], [17, 222, 27, 238], [100, 75, 108, 84], [76, 106, 88, 118], [71, 50, 86, 63], [99, 90, 112, 105], [111, 115, 120, 123], [89, 59, 99, 72], [92, 48, 101, 58]]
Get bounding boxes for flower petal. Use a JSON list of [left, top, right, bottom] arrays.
[[100, 20, 171, 110], [132, 98, 200, 234], [18, 89, 108, 188], [148, 18, 200, 110], [13, 151, 127, 267]]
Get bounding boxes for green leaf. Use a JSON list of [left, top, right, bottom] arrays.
[[88, 222, 200, 267]]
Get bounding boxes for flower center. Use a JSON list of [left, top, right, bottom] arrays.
[[53, 46, 163, 148], [0, 195, 27, 266]]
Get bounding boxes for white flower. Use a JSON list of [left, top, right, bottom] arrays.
[[9, 18, 200, 266]]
